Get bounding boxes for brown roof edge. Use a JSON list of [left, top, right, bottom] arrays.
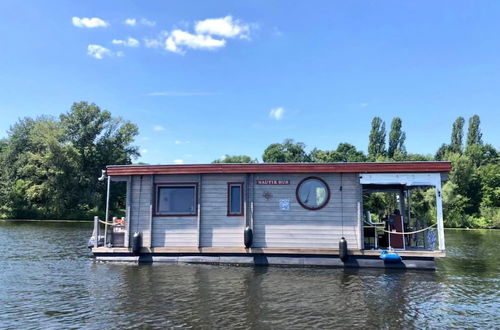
[[106, 162, 452, 176]]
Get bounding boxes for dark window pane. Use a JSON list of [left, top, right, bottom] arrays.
[[230, 185, 241, 214], [157, 186, 196, 214]]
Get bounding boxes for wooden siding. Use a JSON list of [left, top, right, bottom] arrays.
[[200, 174, 246, 247], [129, 175, 153, 247], [253, 173, 361, 249], [126, 172, 363, 250], [152, 175, 199, 247]]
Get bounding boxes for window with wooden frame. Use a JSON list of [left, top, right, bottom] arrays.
[[227, 182, 244, 216], [154, 183, 198, 216]]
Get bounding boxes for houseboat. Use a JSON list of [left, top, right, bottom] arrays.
[[91, 161, 452, 269]]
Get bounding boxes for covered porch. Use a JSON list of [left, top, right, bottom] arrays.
[[360, 172, 446, 252]]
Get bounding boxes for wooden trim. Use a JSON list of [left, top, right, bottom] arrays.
[[124, 176, 131, 247], [197, 174, 202, 248], [295, 176, 331, 211], [147, 175, 154, 247], [107, 162, 452, 176], [227, 182, 244, 216], [153, 182, 199, 217]]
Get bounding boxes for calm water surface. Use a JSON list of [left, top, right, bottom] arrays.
[[0, 221, 498, 329]]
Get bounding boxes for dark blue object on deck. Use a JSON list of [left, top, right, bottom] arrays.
[[339, 237, 348, 261], [132, 232, 142, 255], [244, 226, 253, 248], [380, 250, 402, 263]]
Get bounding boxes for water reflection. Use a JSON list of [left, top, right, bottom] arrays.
[[0, 221, 499, 329]]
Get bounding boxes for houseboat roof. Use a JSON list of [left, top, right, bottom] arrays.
[[106, 161, 452, 176]]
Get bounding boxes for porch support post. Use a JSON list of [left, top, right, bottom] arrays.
[[398, 187, 406, 222], [124, 176, 131, 248], [434, 178, 446, 251], [104, 175, 111, 246]]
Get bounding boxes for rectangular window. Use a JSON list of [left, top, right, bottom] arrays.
[[155, 183, 197, 216], [227, 182, 244, 216]]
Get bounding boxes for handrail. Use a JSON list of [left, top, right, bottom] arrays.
[[98, 219, 115, 226], [363, 221, 437, 235]]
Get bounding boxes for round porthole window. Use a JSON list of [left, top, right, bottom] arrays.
[[296, 177, 330, 210]]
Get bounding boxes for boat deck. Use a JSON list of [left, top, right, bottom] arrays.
[[92, 247, 444, 270]]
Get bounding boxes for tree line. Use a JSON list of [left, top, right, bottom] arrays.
[[215, 116, 499, 229], [0, 102, 497, 228], [0, 102, 139, 219]]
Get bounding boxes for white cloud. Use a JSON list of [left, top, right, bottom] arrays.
[[144, 31, 168, 48], [87, 44, 112, 59], [124, 18, 136, 26], [153, 125, 165, 131], [360, 103, 369, 108], [141, 136, 150, 141], [112, 37, 140, 47], [269, 107, 285, 120], [144, 38, 162, 48], [166, 29, 225, 54], [124, 18, 156, 27], [175, 140, 191, 145], [140, 148, 148, 154], [141, 18, 156, 27], [195, 15, 250, 38], [72, 17, 109, 28], [174, 159, 184, 164]]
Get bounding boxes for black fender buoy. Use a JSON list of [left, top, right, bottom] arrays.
[[132, 232, 142, 255], [244, 226, 253, 248], [339, 237, 348, 262]]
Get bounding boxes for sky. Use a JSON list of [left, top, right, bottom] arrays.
[[0, 0, 499, 165]]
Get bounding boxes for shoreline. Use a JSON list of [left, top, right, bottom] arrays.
[[0, 218, 498, 229], [0, 219, 91, 223]]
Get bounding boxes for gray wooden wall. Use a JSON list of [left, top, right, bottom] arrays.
[[125, 172, 362, 250], [254, 173, 361, 249]]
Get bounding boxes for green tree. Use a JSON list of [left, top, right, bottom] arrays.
[[387, 117, 406, 159], [466, 114, 482, 148], [60, 102, 139, 212], [0, 102, 139, 219], [262, 139, 309, 163], [309, 143, 367, 163], [368, 117, 386, 160], [451, 116, 465, 153], [212, 155, 257, 163]]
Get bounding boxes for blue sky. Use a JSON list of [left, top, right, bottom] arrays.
[[0, 1, 499, 164]]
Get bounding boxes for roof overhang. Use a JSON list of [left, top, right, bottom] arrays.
[[360, 172, 444, 188], [106, 162, 452, 176]]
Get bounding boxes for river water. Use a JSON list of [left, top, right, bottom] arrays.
[[0, 221, 498, 329]]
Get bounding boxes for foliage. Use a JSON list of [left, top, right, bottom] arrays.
[[212, 155, 258, 163], [451, 116, 465, 153], [466, 114, 482, 147], [368, 117, 386, 160], [262, 139, 310, 163], [387, 117, 406, 158], [0, 102, 139, 219], [309, 143, 367, 163]]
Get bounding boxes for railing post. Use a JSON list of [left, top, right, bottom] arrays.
[[93, 216, 100, 248], [104, 175, 111, 246]]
